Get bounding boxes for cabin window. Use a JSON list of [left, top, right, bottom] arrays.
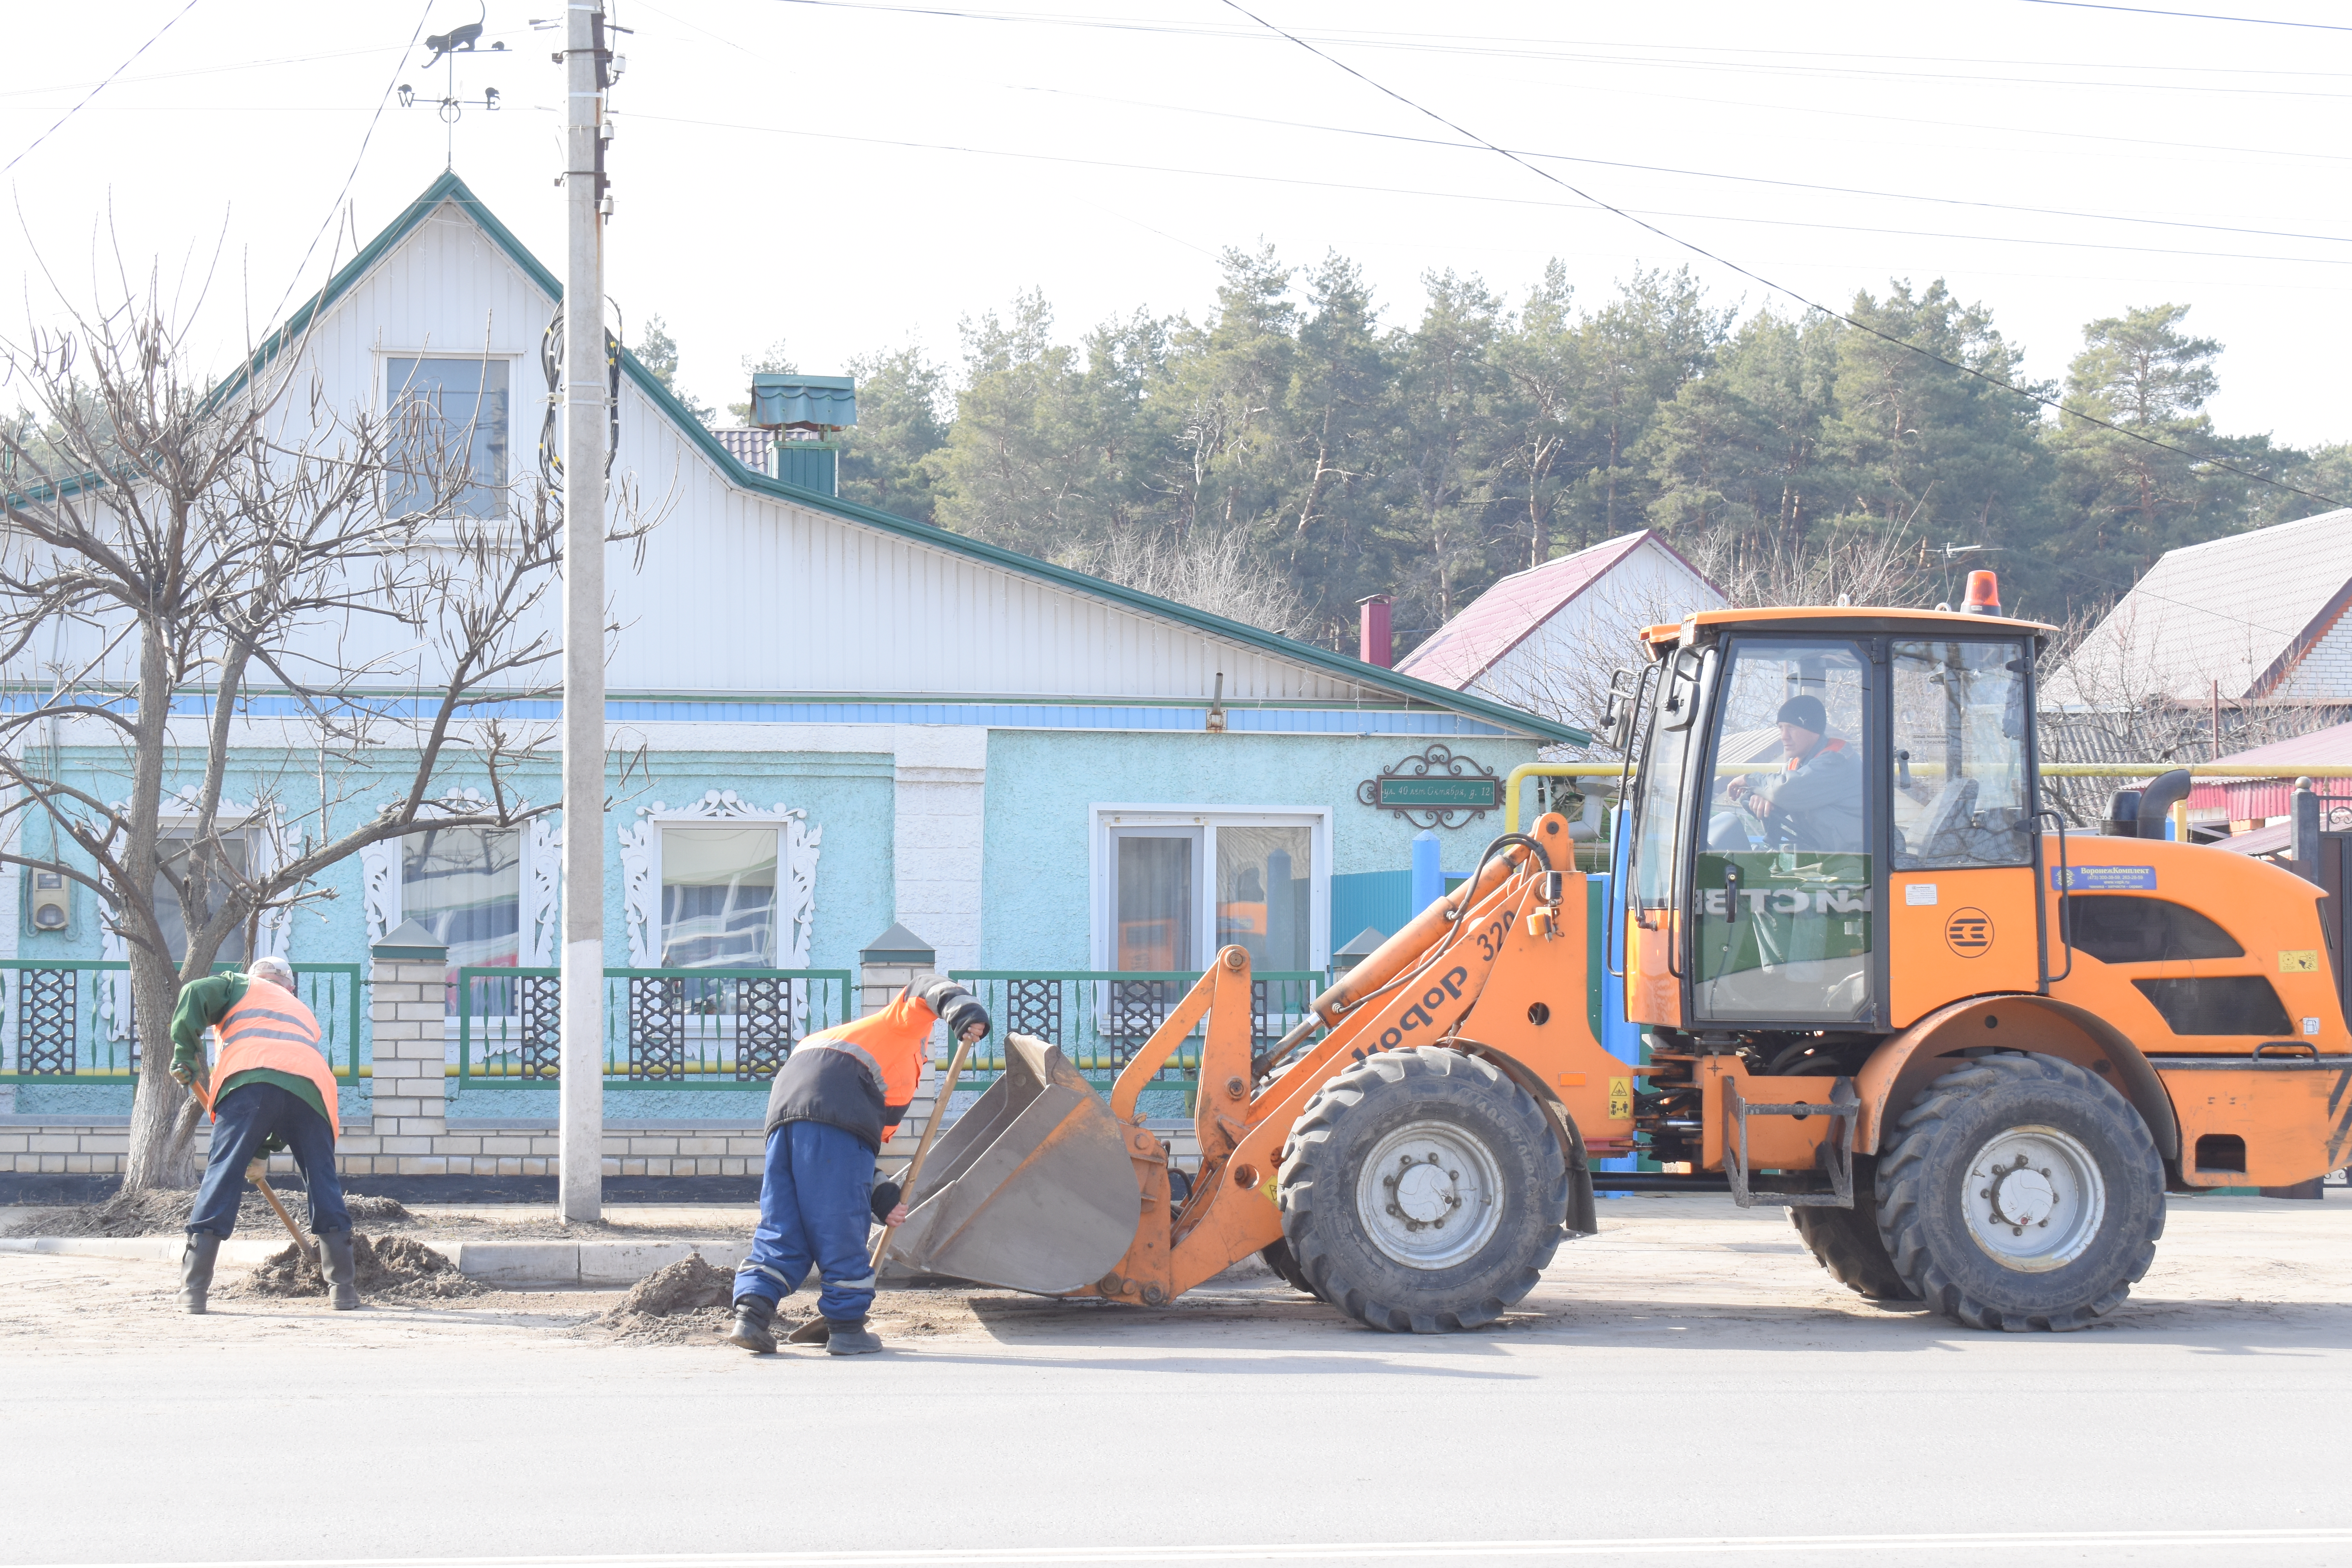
[[385, 356, 511, 519], [2132, 976, 2292, 1036], [2069, 895, 2243, 964], [1889, 640, 2033, 869], [660, 827, 777, 969]]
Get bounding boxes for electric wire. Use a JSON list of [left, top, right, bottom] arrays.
[[2020, 0, 2352, 29], [266, 3, 434, 332], [1, 0, 203, 176], [1023, 86, 2352, 248], [1211, 0, 2347, 513], [628, 112, 2352, 270]]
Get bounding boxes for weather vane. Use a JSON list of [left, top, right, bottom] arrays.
[[398, 5, 509, 169]]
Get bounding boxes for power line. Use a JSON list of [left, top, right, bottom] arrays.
[[1213, 0, 2347, 514], [1, 0, 203, 177], [268, 3, 434, 329], [629, 111, 2352, 270], [1025, 87, 2352, 248], [2021, 0, 2352, 29]]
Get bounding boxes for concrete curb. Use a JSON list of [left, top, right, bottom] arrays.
[[0, 1234, 752, 1287]]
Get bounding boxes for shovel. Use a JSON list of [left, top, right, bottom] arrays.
[[247, 1159, 319, 1268], [786, 1029, 978, 1345]]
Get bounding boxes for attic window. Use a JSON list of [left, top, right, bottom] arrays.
[[387, 356, 510, 519]]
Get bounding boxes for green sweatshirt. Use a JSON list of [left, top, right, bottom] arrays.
[[170, 974, 330, 1127]]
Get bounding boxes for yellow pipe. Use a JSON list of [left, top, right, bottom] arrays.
[[1503, 759, 2352, 836]]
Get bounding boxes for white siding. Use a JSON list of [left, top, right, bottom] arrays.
[[1470, 541, 1720, 716]]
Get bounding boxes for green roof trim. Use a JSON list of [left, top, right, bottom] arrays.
[[247, 171, 1589, 748]]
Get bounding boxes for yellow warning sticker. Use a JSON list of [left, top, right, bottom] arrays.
[[1608, 1076, 1632, 1122], [1260, 1176, 1279, 1204], [2281, 950, 2320, 973]]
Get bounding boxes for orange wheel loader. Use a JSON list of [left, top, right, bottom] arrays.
[[883, 577, 2352, 1332]]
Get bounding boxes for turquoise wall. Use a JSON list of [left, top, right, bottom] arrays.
[[978, 728, 1538, 971]]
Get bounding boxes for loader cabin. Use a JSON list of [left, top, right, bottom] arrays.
[[1622, 573, 2049, 1036]]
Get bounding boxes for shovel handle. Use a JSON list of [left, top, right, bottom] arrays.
[[252, 1171, 317, 1265], [869, 1030, 976, 1270]]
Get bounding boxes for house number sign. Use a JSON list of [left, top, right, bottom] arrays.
[[1357, 745, 1503, 829]]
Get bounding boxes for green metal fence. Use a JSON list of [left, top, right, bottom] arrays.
[[453, 966, 854, 1096], [0, 960, 366, 1083], [947, 970, 1328, 1103]]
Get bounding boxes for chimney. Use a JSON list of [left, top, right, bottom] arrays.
[[1357, 594, 1393, 668]]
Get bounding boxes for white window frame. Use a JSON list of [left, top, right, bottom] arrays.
[[376, 348, 521, 532], [1088, 805, 1331, 974]]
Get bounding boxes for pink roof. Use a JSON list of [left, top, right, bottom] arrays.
[[2209, 719, 2352, 768], [1397, 532, 1714, 690]]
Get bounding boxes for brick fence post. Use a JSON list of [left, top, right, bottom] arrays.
[[370, 918, 450, 1171], [860, 923, 940, 1161]]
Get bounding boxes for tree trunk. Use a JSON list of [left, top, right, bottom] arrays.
[[122, 953, 202, 1191]]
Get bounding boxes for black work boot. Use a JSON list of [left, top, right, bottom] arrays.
[[824, 1317, 882, 1355], [728, 1294, 778, 1354], [320, 1231, 359, 1310], [178, 1231, 221, 1314]]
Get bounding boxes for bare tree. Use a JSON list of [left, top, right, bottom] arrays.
[[1070, 525, 1310, 638], [0, 265, 644, 1191]]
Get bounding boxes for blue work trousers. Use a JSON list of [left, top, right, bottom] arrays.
[[732, 1120, 878, 1322], [186, 1082, 350, 1240]]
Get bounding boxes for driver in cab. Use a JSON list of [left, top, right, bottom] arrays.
[[1725, 695, 1864, 852]]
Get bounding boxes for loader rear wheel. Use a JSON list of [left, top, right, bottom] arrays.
[[1876, 1053, 2163, 1332], [1788, 1154, 1917, 1303], [1278, 1046, 1568, 1334]]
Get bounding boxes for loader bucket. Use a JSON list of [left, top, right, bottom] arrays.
[[880, 1034, 1142, 1295]]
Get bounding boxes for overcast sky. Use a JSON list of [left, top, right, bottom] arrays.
[[4, 1, 2348, 447]]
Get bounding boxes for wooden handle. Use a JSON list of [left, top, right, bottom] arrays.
[[252, 1173, 317, 1265], [869, 1031, 976, 1270]]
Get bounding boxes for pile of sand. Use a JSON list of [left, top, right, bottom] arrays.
[[7, 1188, 413, 1238], [227, 1233, 488, 1301], [593, 1254, 737, 1345]]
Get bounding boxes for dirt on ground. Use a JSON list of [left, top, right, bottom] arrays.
[[5, 1189, 413, 1238], [588, 1254, 736, 1344], [225, 1232, 490, 1301]]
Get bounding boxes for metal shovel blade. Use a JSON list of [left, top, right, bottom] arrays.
[[882, 1034, 1140, 1295]]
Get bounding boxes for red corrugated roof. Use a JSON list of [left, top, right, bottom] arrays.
[[1396, 532, 1712, 690]]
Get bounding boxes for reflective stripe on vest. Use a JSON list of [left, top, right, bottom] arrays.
[[213, 978, 339, 1137]]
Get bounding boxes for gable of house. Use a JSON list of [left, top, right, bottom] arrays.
[[2049, 508, 2352, 707], [241, 172, 1580, 743]]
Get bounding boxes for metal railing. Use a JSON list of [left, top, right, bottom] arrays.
[[453, 966, 854, 1095], [947, 970, 1328, 1095], [0, 961, 365, 1083]]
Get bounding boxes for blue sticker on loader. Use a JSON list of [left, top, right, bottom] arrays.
[[2052, 866, 2157, 891]]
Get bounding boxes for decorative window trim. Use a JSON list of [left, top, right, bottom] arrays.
[[1087, 804, 1331, 974], [358, 792, 558, 966], [617, 791, 822, 969]]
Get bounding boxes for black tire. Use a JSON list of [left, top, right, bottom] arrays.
[[1876, 1054, 2164, 1332], [1788, 1154, 1918, 1302], [1258, 1237, 1321, 1298], [1278, 1046, 1569, 1334]]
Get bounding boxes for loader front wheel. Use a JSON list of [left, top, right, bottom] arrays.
[[1876, 1053, 2163, 1332], [1278, 1046, 1568, 1333], [1788, 1154, 1917, 1303]]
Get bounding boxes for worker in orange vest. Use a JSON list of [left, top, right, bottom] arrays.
[[729, 973, 989, 1355], [169, 955, 357, 1312]]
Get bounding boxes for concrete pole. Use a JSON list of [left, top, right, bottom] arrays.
[[558, 0, 608, 1224]]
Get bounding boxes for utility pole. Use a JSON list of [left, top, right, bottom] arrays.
[[558, 0, 610, 1225]]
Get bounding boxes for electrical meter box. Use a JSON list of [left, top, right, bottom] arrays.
[[27, 869, 69, 932]]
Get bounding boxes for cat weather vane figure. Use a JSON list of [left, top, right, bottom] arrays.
[[398, 5, 508, 168]]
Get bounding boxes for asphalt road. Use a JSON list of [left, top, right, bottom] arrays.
[[5, 1194, 2349, 1568]]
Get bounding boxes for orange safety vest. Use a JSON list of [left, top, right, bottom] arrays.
[[798, 987, 936, 1144], [210, 978, 339, 1137]]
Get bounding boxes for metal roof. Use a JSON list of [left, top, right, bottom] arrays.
[[278, 172, 1586, 746], [1396, 531, 1715, 690], [2047, 508, 2352, 706]]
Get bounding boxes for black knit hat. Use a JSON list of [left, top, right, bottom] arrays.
[[1776, 695, 1828, 734]]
